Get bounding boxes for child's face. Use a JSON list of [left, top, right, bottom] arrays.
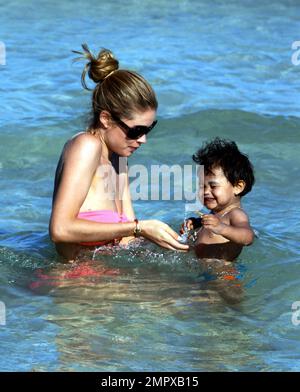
[[203, 166, 240, 212]]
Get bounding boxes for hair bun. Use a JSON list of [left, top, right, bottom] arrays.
[[73, 43, 119, 89]]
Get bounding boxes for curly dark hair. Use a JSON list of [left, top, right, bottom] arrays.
[[192, 137, 255, 197]]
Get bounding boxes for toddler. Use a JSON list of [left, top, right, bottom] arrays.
[[183, 137, 255, 261]]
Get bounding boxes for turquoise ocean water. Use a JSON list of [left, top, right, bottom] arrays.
[[0, 0, 300, 371]]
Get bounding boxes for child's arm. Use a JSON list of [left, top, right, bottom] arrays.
[[202, 209, 254, 246]]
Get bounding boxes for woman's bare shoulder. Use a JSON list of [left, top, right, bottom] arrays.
[[52, 132, 103, 205], [65, 132, 102, 158]]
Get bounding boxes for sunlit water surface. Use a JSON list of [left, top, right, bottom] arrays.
[[0, 0, 300, 371]]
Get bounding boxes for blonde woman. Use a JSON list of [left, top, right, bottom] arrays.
[[49, 44, 188, 262]]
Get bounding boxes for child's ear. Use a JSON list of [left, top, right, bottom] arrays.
[[234, 180, 246, 196]]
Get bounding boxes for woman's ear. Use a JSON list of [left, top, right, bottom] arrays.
[[99, 110, 112, 129], [234, 180, 246, 196]]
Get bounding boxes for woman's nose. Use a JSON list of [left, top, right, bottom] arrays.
[[137, 134, 147, 144]]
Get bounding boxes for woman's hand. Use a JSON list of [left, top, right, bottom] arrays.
[[140, 220, 189, 251]]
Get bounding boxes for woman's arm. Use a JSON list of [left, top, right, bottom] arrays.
[[49, 133, 138, 243], [120, 166, 135, 221], [49, 134, 188, 251], [118, 168, 136, 245]]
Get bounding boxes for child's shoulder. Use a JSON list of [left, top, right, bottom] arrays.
[[228, 207, 249, 223]]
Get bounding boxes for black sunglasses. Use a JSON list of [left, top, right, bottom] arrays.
[[111, 114, 157, 140]]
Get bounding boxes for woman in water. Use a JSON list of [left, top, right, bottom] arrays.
[[49, 44, 188, 263]]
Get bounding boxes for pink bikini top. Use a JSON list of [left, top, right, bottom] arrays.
[[77, 209, 129, 246]]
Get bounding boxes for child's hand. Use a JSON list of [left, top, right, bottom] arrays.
[[179, 219, 194, 234], [202, 214, 226, 234]]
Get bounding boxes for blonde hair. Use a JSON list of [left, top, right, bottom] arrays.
[[73, 44, 158, 133]]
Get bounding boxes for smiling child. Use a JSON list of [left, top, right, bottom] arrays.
[[187, 137, 255, 261]]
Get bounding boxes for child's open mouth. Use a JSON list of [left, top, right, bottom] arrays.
[[204, 197, 215, 203]]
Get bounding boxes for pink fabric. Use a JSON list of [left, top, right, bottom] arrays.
[[29, 264, 121, 290], [77, 209, 129, 246], [78, 210, 129, 223]]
